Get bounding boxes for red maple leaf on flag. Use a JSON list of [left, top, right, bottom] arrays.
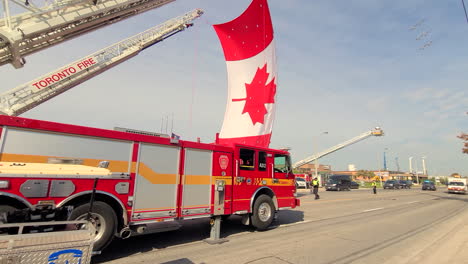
[[232, 64, 276, 125]]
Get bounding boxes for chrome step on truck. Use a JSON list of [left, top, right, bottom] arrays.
[[0, 220, 95, 264]]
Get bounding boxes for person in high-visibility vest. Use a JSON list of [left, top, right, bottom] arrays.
[[372, 181, 377, 194], [312, 178, 320, 200]]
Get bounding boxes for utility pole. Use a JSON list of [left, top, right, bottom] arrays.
[[415, 161, 420, 184], [383, 148, 388, 171], [314, 158, 319, 184], [409, 157, 413, 174], [409, 156, 414, 183], [313, 132, 328, 187], [422, 156, 427, 176]]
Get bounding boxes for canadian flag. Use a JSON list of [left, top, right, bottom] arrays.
[[213, 0, 277, 148]]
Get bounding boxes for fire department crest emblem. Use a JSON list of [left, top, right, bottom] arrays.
[[219, 155, 229, 170]]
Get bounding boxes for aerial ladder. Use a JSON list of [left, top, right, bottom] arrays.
[[0, 8, 203, 116], [0, 0, 176, 68], [292, 127, 384, 169]]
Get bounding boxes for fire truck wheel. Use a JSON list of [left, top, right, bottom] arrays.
[[251, 194, 275, 230], [69, 202, 117, 251], [0, 205, 17, 223], [0, 205, 16, 214]]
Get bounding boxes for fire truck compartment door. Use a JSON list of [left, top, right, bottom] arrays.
[[181, 148, 212, 218], [132, 144, 180, 220]]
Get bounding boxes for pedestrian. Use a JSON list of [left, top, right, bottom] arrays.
[[312, 177, 320, 200], [372, 180, 377, 194]]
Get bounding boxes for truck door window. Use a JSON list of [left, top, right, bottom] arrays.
[[258, 151, 267, 171], [274, 154, 291, 173], [239, 148, 255, 171]]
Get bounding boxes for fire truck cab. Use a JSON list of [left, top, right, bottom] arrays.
[[0, 115, 299, 252]]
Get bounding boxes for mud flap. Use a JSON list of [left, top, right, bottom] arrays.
[[241, 214, 250, 226]]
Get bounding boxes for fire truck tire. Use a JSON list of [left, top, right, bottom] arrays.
[[0, 205, 16, 214], [69, 202, 117, 251], [251, 194, 275, 230]]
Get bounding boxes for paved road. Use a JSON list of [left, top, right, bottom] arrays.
[[94, 187, 468, 264]]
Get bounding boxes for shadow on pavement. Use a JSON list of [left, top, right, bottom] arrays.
[[421, 191, 468, 203], [93, 210, 303, 263], [93, 217, 249, 263], [296, 192, 311, 198], [160, 258, 197, 264], [271, 210, 305, 227]]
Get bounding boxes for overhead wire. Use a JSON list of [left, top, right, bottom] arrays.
[[462, 0, 468, 24]]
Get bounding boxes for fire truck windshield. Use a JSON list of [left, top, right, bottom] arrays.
[[274, 154, 291, 173]]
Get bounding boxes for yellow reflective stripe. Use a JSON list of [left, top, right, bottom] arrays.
[[262, 178, 294, 186], [138, 163, 177, 184], [183, 204, 210, 208], [0, 153, 130, 173], [213, 176, 233, 185], [184, 175, 233, 185], [185, 175, 211, 185], [134, 206, 174, 212]]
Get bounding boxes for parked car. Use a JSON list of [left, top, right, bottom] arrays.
[[350, 181, 360, 189], [295, 177, 308, 189], [325, 175, 352, 191], [383, 180, 400, 189], [398, 180, 409, 189], [421, 181, 436, 191], [406, 181, 413, 189]]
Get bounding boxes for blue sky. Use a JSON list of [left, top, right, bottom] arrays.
[[1, 0, 467, 176]]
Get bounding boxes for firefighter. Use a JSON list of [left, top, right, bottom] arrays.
[[372, 180, 377, 194], [312, 177, 320, 200]]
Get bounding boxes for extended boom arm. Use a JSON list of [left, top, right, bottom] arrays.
[[292, 127, 384, 169], [0, 8, 203, 116], [0, 0, 175, 68]]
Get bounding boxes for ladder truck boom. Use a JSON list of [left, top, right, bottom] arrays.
[[0, 0, 175, 68], [0, 8, 203, 116], [292, 127, 384, 169]]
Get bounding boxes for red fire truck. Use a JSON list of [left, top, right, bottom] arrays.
[[0, 115, 299, 251]]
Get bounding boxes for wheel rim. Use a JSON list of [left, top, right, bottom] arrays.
[[76, 213, 106, 242], [258, 203, 272, 222]]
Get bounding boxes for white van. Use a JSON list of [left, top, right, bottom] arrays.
[[447, 178, 467, 194]]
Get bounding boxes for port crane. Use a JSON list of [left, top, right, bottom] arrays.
[[0, 8, 203, 116], [293, 127, 384, 169], [0, 0, 176, 68]]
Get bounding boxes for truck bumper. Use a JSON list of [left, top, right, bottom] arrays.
[[449, 190, 466, 194]]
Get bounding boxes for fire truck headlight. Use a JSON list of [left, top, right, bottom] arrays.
[[0, 180, 10, 189]]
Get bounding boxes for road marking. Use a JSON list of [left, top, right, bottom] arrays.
[[302, 198, 353, 204], [406, 201, 419, 204], [362, 207, 384, 212], [276, 220, 312, 228]]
